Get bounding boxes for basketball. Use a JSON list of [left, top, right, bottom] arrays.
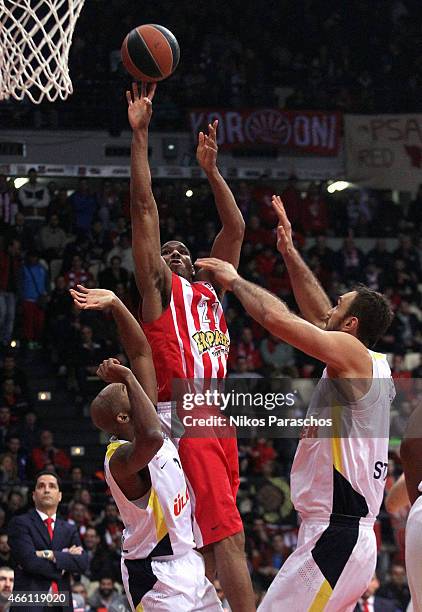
[[121, 24, 180, 82]]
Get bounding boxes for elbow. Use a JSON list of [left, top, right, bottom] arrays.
[[146, 430, 164, 455], [385, 498, 397, 514], [230, 218, 245, 240]]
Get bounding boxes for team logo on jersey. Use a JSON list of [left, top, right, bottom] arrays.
[[173, 487, 189, 517], [192, 329, 230, 356]]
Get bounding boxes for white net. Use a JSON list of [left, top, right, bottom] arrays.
[[0, 0, 85, 104]]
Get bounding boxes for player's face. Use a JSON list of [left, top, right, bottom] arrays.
[[161, 241, 193, 280], [325, 291, 357, 331]]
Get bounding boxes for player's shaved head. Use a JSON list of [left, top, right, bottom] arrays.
[[90, 384, 131, 434]]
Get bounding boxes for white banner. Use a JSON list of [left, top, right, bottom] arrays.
[[345, 114, 422, 193]]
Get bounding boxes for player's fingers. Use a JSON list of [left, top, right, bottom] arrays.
[[132, 82, 139, 99], [141, 82, 147, 98], [126, 90, 132, 105], [76, 284, 89, 294], [148, 82, 157, 100], [198, 131, 204, 144]]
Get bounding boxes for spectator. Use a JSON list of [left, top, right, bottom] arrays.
[[8, 471, 88, 603], [6, 214, 33, 253], [260, 334, 295, 373], [64, 255, 93, 290], [18, 412, 41, 454], [354, 573, 400, 611], [0, 174, 18, 233], [0, 355, 28, 397], [67, 502, 91, 541], [17, 169, 50, 227], [68, 180, 98, 234], [0, 239, 22, 348], [96, 502, 124, 551], [306, 235, 336, 271], [48, 188, 73, 230], [88, 576, 126, 612], [83, 526, 117, 582], [71, 583, 90, 612], [98, 256, 129, 292], [0, 536, 12, 567], [31, 430, 71, 477], [5, 491, 25, 522], [229, 327, 262, 372], [37, 214, 67, 262], [0, 408, 18, 451], [105, 233, 134, 273], [300, 183, 328, 235], [377, 564, 410, 611], [335, 237, 366, 283], [0, 379, 29, 415], [0, 566, 14, 612], [5, 436, 28, 481], [0, 455, 17, 484], [21, 252, 49, 349]]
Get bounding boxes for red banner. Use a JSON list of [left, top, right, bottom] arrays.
[[189, 109, 341, 155]]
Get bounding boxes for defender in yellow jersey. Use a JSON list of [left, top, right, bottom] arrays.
[[198, 196, 395, 612], [71, 287, 222, 611]]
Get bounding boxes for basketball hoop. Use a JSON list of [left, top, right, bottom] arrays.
[[0, 0, 85, 104]]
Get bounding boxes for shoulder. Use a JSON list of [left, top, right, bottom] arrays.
[[8, 510, 32, 529]]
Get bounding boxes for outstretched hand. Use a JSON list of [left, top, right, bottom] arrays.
[[70, 285, 115, 310], [195, 257, 239, 291], [272, 195, 294, 256], [97, 358, 132, 384], [197, 120, 218, 173], [126, 82, 157, 131]]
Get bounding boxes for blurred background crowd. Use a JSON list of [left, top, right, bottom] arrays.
[[2, 0, 422, 130], [0, 169, 420, 609]]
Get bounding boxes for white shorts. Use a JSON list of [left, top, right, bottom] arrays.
[[258, 515, 376, 612], [406, 495, 422, 612], [121, 548, 223, 612]]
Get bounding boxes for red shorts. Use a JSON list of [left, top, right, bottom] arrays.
[[157, 403, 243, 548], [178, 435, 243, 548]]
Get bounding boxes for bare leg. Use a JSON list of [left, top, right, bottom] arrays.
[[200, 543, 216, 582], [213, 530, 255, 612]]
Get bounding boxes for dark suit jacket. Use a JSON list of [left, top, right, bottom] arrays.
[[8, 508, 89, 612], [353, 596, 401, 612]]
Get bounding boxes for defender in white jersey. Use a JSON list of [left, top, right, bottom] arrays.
[[70, 287, 222, 612], [198, 195, 395, 612]]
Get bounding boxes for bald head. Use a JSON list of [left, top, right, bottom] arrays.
[[90, 384, 130, 433]]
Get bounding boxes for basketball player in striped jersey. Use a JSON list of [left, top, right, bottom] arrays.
[[197, 195, 396, 612], [126, 83, 255, 612], [71, 287, 222, 611]]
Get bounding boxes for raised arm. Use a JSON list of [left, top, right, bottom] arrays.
[[70, 285, 157, 403], [196, 258, 371, 377], [97, 359, 163, 475], [127, 82, 171, 321], [272, 195, 332, 327], [195, 121, 245, 282]]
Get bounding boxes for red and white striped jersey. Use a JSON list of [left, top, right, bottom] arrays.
[[141, 272, 230, 402]]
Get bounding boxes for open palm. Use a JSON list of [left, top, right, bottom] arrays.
[[70, 285, 114, 310], [126, 82, 157, 130]]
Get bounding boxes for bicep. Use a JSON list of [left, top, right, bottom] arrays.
[[130, 206, 168, 293], [209, 228, 244, 270], [110, 439, 163, 476]]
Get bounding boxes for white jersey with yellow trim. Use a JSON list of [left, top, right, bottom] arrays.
[[291, 350, 396, 520], [104, 436, 195, 560]]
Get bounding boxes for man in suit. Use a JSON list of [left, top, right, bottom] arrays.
[[8, 471, 89, 612], [354, 574, 401, 612]]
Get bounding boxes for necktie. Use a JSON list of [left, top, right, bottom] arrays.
[[44, 518, 59, 594], [362, 600, 370, 612]]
